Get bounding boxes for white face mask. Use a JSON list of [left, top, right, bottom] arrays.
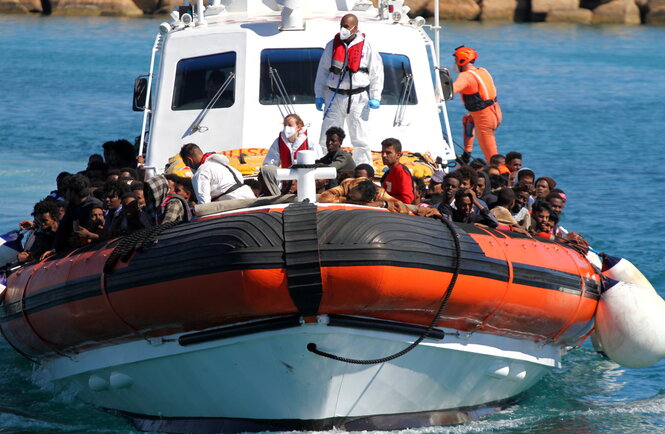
[[339, 27, 352, 41], [283, 125, 297, 140]]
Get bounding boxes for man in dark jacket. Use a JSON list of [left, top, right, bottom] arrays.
[[315, 127, 356, 182]]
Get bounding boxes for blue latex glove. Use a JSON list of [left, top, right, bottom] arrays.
[[368, 98, 380, 109], [315, 97, 325, 111]]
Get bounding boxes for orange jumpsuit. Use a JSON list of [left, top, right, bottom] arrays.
[[453, 67, 502, 162]]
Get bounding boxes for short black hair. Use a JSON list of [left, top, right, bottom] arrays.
[[354, 163, 375, 179], [496, 187, 515, 207], [444, 171, 464, 184], [505, 151, 522, 164], [413, 176, 427, 195], [455, 165, 478, 188], [179, 143, 201, 163], [489, 174, 506, 190], [64, 174, 90, 198], [350, 179, 377, 203], [549, 212, 560, 225], [489, 154, 505, 165], [32, 200, 60, 221], [130, 181, 144, 192], [103, 180, 129, 198], [325, 126, 346, 142], [119, 167, 138, 180], [173, 176, 194, 197], [454, 188, 474, 203], [532, 200, 553, 215], [381, 137, 402, 153], [121, 192, 138, 202]]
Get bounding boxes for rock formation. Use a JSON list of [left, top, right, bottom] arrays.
[[53, 0, 141, 15], [546, 7, 594, 22], [480, 0, 518, 21], [646, 0, 665, 22], [592, 0, 641, 23]]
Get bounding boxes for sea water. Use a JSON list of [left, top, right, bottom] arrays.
[[1, 16, 664, 433]]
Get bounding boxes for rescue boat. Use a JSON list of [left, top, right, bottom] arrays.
[[2, 0, 663, 432]]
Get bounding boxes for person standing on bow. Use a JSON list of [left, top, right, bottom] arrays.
[[263, 114, 321, 168], [452, 45, 502, 163], [314, 13, 384, 167]]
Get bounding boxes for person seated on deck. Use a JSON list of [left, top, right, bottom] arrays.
[[17, 201, 60, 263], [43, 171, 71, 202], [450, 189, 498, 227], [534, 176, 557, 200], [107, 193, 153, 238], [179, 143, 255, 204], [512, 183, 532, 229], [263, 114, 322, 168], [173, 176, 197, 206], [540, 212, 559, 240], [318, 177, 409, 214], [455, 165, 489, 211], [315, 127, 356, 182], [101, 180, 128, 239], [475, 171, 497, 209], [70, 204, 106, 246], [144, 174, 192, 225], [119, 167, 138, 182], [489, 154, 510, 176], [489, 188, 520, 227], [353, 163, 375, 180], [530, 200, 553, 238], [52, 174, 103, 253], [436, 171, 464, 215], [488, 173, 507, 193], [380, 138, 414, 205], [412, 176, 431, 206], [130, 181, 146, 209], [504, 151, 522, 184]]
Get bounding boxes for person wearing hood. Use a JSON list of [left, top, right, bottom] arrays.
[[263, 114, 322, 168], [314, 13, 384, 166], [179, 143, 255, 204]]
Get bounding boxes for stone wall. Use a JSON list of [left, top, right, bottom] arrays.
[[1, 0, 662, 24]]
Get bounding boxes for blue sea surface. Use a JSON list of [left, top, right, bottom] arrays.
[[1, 15, 665, 433]]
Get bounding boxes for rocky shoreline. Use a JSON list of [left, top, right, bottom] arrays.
[[2, 0, 663, 24]]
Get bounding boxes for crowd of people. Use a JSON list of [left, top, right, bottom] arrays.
[[7, 123, 587, 269]]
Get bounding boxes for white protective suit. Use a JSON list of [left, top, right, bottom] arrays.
[[192, 154, 255, 204], [314, 33, 383, 166]]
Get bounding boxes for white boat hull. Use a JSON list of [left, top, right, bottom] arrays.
[[38, 322, 561, 431]]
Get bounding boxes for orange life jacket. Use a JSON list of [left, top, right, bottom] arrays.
[[461, 68, 497, 112], [279, 133, 309, 168], [330, 34, 366, 75]]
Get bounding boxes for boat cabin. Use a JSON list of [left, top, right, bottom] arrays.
[[135, 0, 456, 177]]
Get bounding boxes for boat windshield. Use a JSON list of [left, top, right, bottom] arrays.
[[258, 49, 417, 106], [172, 51, 237, 111], [259, 48, 324, 105]]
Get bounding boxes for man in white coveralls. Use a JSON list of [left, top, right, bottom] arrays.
[[314, 13, 384, 167]]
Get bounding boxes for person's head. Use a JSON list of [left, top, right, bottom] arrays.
[[381, 138, 402, 168], [354, 164, 375, 179], [325, 126, 346, 153], [103, 180, 125, 211], [485, 165, 501, 176], [32, 201, 60, 232], [106, 169, 121, 182], [532, 201, 553, 231], [339, 14, 359, 42], [244, 179, 261, 197], [496, 187, 515, 209], [474, 172, 488, 198], [505, 151, 522, 173], [489, 173, 506, 191], [180, 143, 204, 170], [130, 181, 146, 208], [469, 158, 487, 171], [413, 176, 427, 204], [516, 168, 535, 186], [546, 192, 565, 215], [453, 45, 477, 72], [489, 154, 505, 166], [454, 189, 475, 220], [544, 212, 559, 233], [89, 206, 105, 230], [174, 177, 195, 203], [119, 167, 138, 180], [455, 166, 477, 190], [55, 171, 72, 194], [348, 180, 377, 203], [121, 193, 139, 220], [283, 114, 305, 143], [64, 174, 91, 204], [165, 173, 179, 194], [103, 139, 136, 169], [535, 177, 557, 199], [443, 171, 464, 203], [87, 154, 104, 169], [551, 188, 567, 204]]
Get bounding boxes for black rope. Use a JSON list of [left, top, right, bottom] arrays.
[[103, 221, 181, 274], [289, 164, 318, 169], [306, 215, 461, 364]]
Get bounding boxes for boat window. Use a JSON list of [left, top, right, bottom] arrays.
[[379, 53, 418, 105], [259, 48, 324, 105], [172, 51, 237, 111]]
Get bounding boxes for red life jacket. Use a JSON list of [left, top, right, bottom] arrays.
[[200, 152, 215, 165], [330, 34, 366, 75], [278, 133, 309, 168]]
